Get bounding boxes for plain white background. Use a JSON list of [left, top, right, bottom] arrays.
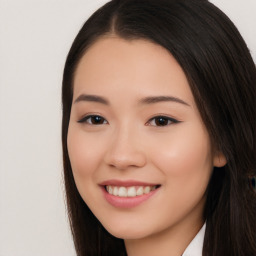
[[0, 1, 255, 255]]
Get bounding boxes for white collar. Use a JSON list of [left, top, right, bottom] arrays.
[[182, 223, 206, 256]]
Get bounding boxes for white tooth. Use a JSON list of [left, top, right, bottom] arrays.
[[127, 187, 136, 197], [118, 187, 127, 197], [144, 186, 150, 194], [108, 186, 113, 195], [113, 186, 119, 196], [136, 186, 144, 196]]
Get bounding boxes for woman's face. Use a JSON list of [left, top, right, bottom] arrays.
[[67, 37, 225, 240]]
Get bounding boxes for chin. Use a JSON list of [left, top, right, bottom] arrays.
[[103, 223, 152, 240]]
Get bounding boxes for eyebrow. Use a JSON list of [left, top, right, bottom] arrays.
[[74, 94, 190, 107], [74, 94, 109, 105], [139, 96, 190, 106]]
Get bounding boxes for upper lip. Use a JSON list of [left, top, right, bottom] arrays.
[[99, 179, 159, 187]]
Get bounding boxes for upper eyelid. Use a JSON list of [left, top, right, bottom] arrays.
[[77, 114, 108, 123], [147, 115, 180, 122], [146, 116, 180, 125]]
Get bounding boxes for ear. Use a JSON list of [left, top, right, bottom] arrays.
[[213, 151, 227, 167]]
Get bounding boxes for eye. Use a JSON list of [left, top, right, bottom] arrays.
[[78, 115, 108, 125], [147, 116, 179, 126]]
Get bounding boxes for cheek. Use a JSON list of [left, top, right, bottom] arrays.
[[150, 123, 213, 190], [67, 127, 104, 183]]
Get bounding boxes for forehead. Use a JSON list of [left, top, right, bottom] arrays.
[[73, 36, 195, 107], [75, 36, 177, 78]]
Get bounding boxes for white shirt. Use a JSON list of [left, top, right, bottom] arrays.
[[182, 223, 206, 256]]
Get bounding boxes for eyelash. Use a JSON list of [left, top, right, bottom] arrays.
[[77, 115, 108, 125], [77, 115, 180, 126], [146, 116, 180, 126]]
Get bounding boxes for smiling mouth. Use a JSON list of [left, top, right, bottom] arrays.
[[105, 185, 160, 198]]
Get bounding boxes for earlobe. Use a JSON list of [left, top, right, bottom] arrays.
[[213, 152, 227, 167]]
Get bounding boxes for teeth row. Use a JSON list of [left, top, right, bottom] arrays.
[[106, 185, 157, 197]]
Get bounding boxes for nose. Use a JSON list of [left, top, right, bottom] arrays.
[[104, 127, 147, 170]]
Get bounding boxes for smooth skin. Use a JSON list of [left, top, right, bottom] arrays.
[[67, 36, 226, 256]]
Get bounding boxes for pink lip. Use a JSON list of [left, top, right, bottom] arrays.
[[99, 180, 160, 208]]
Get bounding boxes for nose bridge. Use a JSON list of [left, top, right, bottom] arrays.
[[104, 122, 146, 169]]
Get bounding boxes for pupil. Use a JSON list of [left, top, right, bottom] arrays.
[[92, 116, 103, 124], [156, 117, 168, 126]]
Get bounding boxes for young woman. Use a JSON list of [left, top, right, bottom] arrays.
[[62, 0, 256, 255]]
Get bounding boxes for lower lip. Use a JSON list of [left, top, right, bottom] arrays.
[[101, 186, 159, 208]]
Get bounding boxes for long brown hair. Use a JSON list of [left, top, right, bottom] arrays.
[[62, 0, 256, 255]]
